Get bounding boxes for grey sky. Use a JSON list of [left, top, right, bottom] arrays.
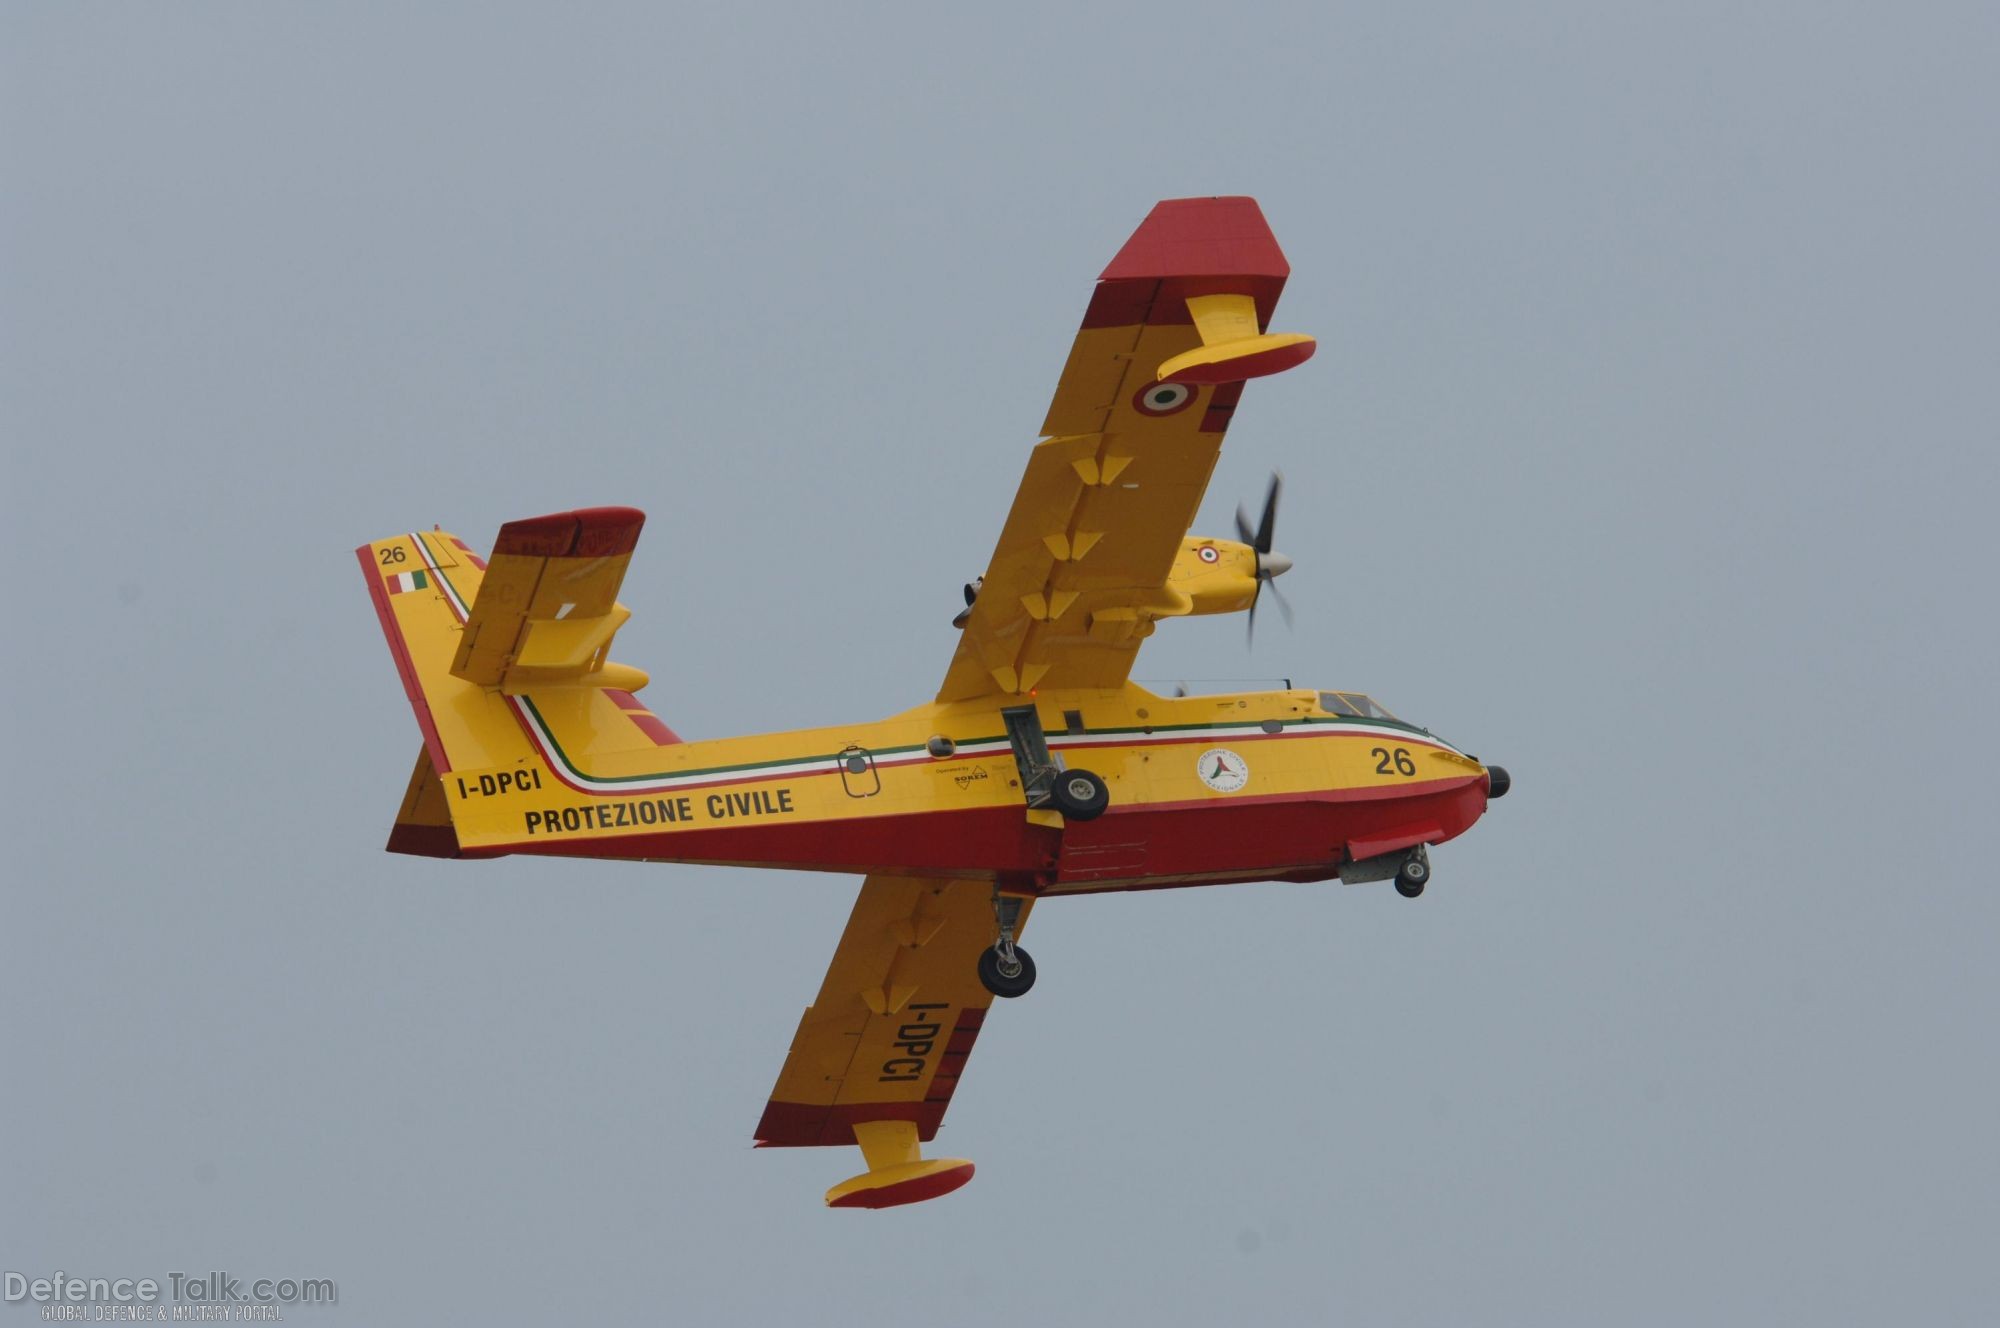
[[5, 3, 1996, 1323]]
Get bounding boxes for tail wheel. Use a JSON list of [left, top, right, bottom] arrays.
[[978, 945, 1037, 998], [1049, 769, 1109, 822]]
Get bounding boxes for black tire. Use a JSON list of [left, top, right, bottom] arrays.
[[1049, 769, 1109, 822], [1395, 855, 1429, 898], [978, 946, 1037, 998]]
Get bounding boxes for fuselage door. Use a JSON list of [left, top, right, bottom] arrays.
[[837, 744, 881, 798]]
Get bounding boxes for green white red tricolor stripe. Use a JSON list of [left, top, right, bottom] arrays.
[[407, 533, 472, 618]]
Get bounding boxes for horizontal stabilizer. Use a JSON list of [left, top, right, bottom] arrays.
[[452, 506, 649, 693]]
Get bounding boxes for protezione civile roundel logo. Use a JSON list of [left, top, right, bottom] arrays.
[[1196, 748, 1250, 793]]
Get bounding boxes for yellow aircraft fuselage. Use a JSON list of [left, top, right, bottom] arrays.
[[454, 682, 1490, 894], [377, 525, 1495, 890]]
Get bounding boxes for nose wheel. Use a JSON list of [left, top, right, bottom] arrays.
[[1394, 845, 1431, 898], [978, 891, 1036, 998]]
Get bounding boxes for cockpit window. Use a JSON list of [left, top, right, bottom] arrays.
[[1320, 692, 1398, 720]]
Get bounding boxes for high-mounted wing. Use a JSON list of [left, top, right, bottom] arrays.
[[756, 875, 1032, 1207], [939, 196, 1314, 702]]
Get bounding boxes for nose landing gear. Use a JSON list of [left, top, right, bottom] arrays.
[[1340, 843, 1435, 897], [1394, 846, 1431, 899]]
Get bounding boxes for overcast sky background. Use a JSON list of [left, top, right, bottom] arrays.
[[5, 4, 1996, 1323]]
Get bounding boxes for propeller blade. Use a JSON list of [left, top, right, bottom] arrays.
[[1237, 471, 1289, 648], [1266, 578, 1295, 628], [1255, 472, 1282, 553]]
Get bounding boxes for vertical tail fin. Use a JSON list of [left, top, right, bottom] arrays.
[[356, 528, 539, 777], [357, 511, 658, 856], [357, 528, 542, 854]]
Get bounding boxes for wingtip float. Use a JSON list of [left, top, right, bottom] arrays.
[[356, 196, 1510, 1208]]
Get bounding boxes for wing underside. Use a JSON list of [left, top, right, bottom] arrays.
[[756, 875, 1031, 1149]]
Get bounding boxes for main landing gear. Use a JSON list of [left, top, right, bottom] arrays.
[[978, 942, 1036, 999], [978, 891, 1036, 999], [1001, 704, 1109, 823], [974, 705, 1115, 1001], [1049, 769, 1109, 821]]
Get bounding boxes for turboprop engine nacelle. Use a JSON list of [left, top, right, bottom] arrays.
[[1167, 536, 1292, 617]]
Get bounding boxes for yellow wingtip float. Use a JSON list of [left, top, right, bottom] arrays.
[[355, 197, 1511, 1208], [822, 1122, 975, 1209]]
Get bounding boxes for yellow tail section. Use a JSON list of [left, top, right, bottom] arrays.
[[357, 510, 655, 855]]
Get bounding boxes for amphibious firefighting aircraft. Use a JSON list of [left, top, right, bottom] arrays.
[[357, 197, 1510, 1209]]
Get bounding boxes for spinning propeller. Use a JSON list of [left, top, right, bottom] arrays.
[[1236, 471, 1295, 644]]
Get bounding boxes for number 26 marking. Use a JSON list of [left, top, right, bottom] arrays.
[[378, 546, 406, 565], [1372, 746, 1417, 777]]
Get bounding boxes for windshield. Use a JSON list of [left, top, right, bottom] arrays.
[[1319, 692, 1398, 721]]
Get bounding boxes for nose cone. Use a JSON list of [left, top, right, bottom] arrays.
[[1258, 550, 1294, 578], [1485, 765, 1511, 799]]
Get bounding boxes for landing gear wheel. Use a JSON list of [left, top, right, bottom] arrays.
[[1049, 769, 1109, 821], [1395, 853, 1430, 899], [978, 944, 1037, 998]]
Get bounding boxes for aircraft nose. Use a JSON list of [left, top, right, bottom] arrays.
[[1486, 765, 1511, 799], [1258, 550, 1294, 578]]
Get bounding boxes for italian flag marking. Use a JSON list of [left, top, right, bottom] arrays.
[[387, 569, 429, 595]]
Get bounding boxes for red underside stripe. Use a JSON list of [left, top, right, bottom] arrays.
[[756, 1099, 945, 1147], [826, 1162, 975, 1209], [628, 713, 682, 745], [921, 1009, 984, 1108], [492, 506, 647, 558], [756, 1006, 991, 1149], [1165, 338, 1316, 385], [386, 821, 460, 858], [1199, 380, 1244, 433], [1078, 274, 1289, 332]]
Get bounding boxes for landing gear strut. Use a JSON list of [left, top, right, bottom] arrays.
[[1001, 704, 1110, 822], [978, 891, 1036, 998]]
